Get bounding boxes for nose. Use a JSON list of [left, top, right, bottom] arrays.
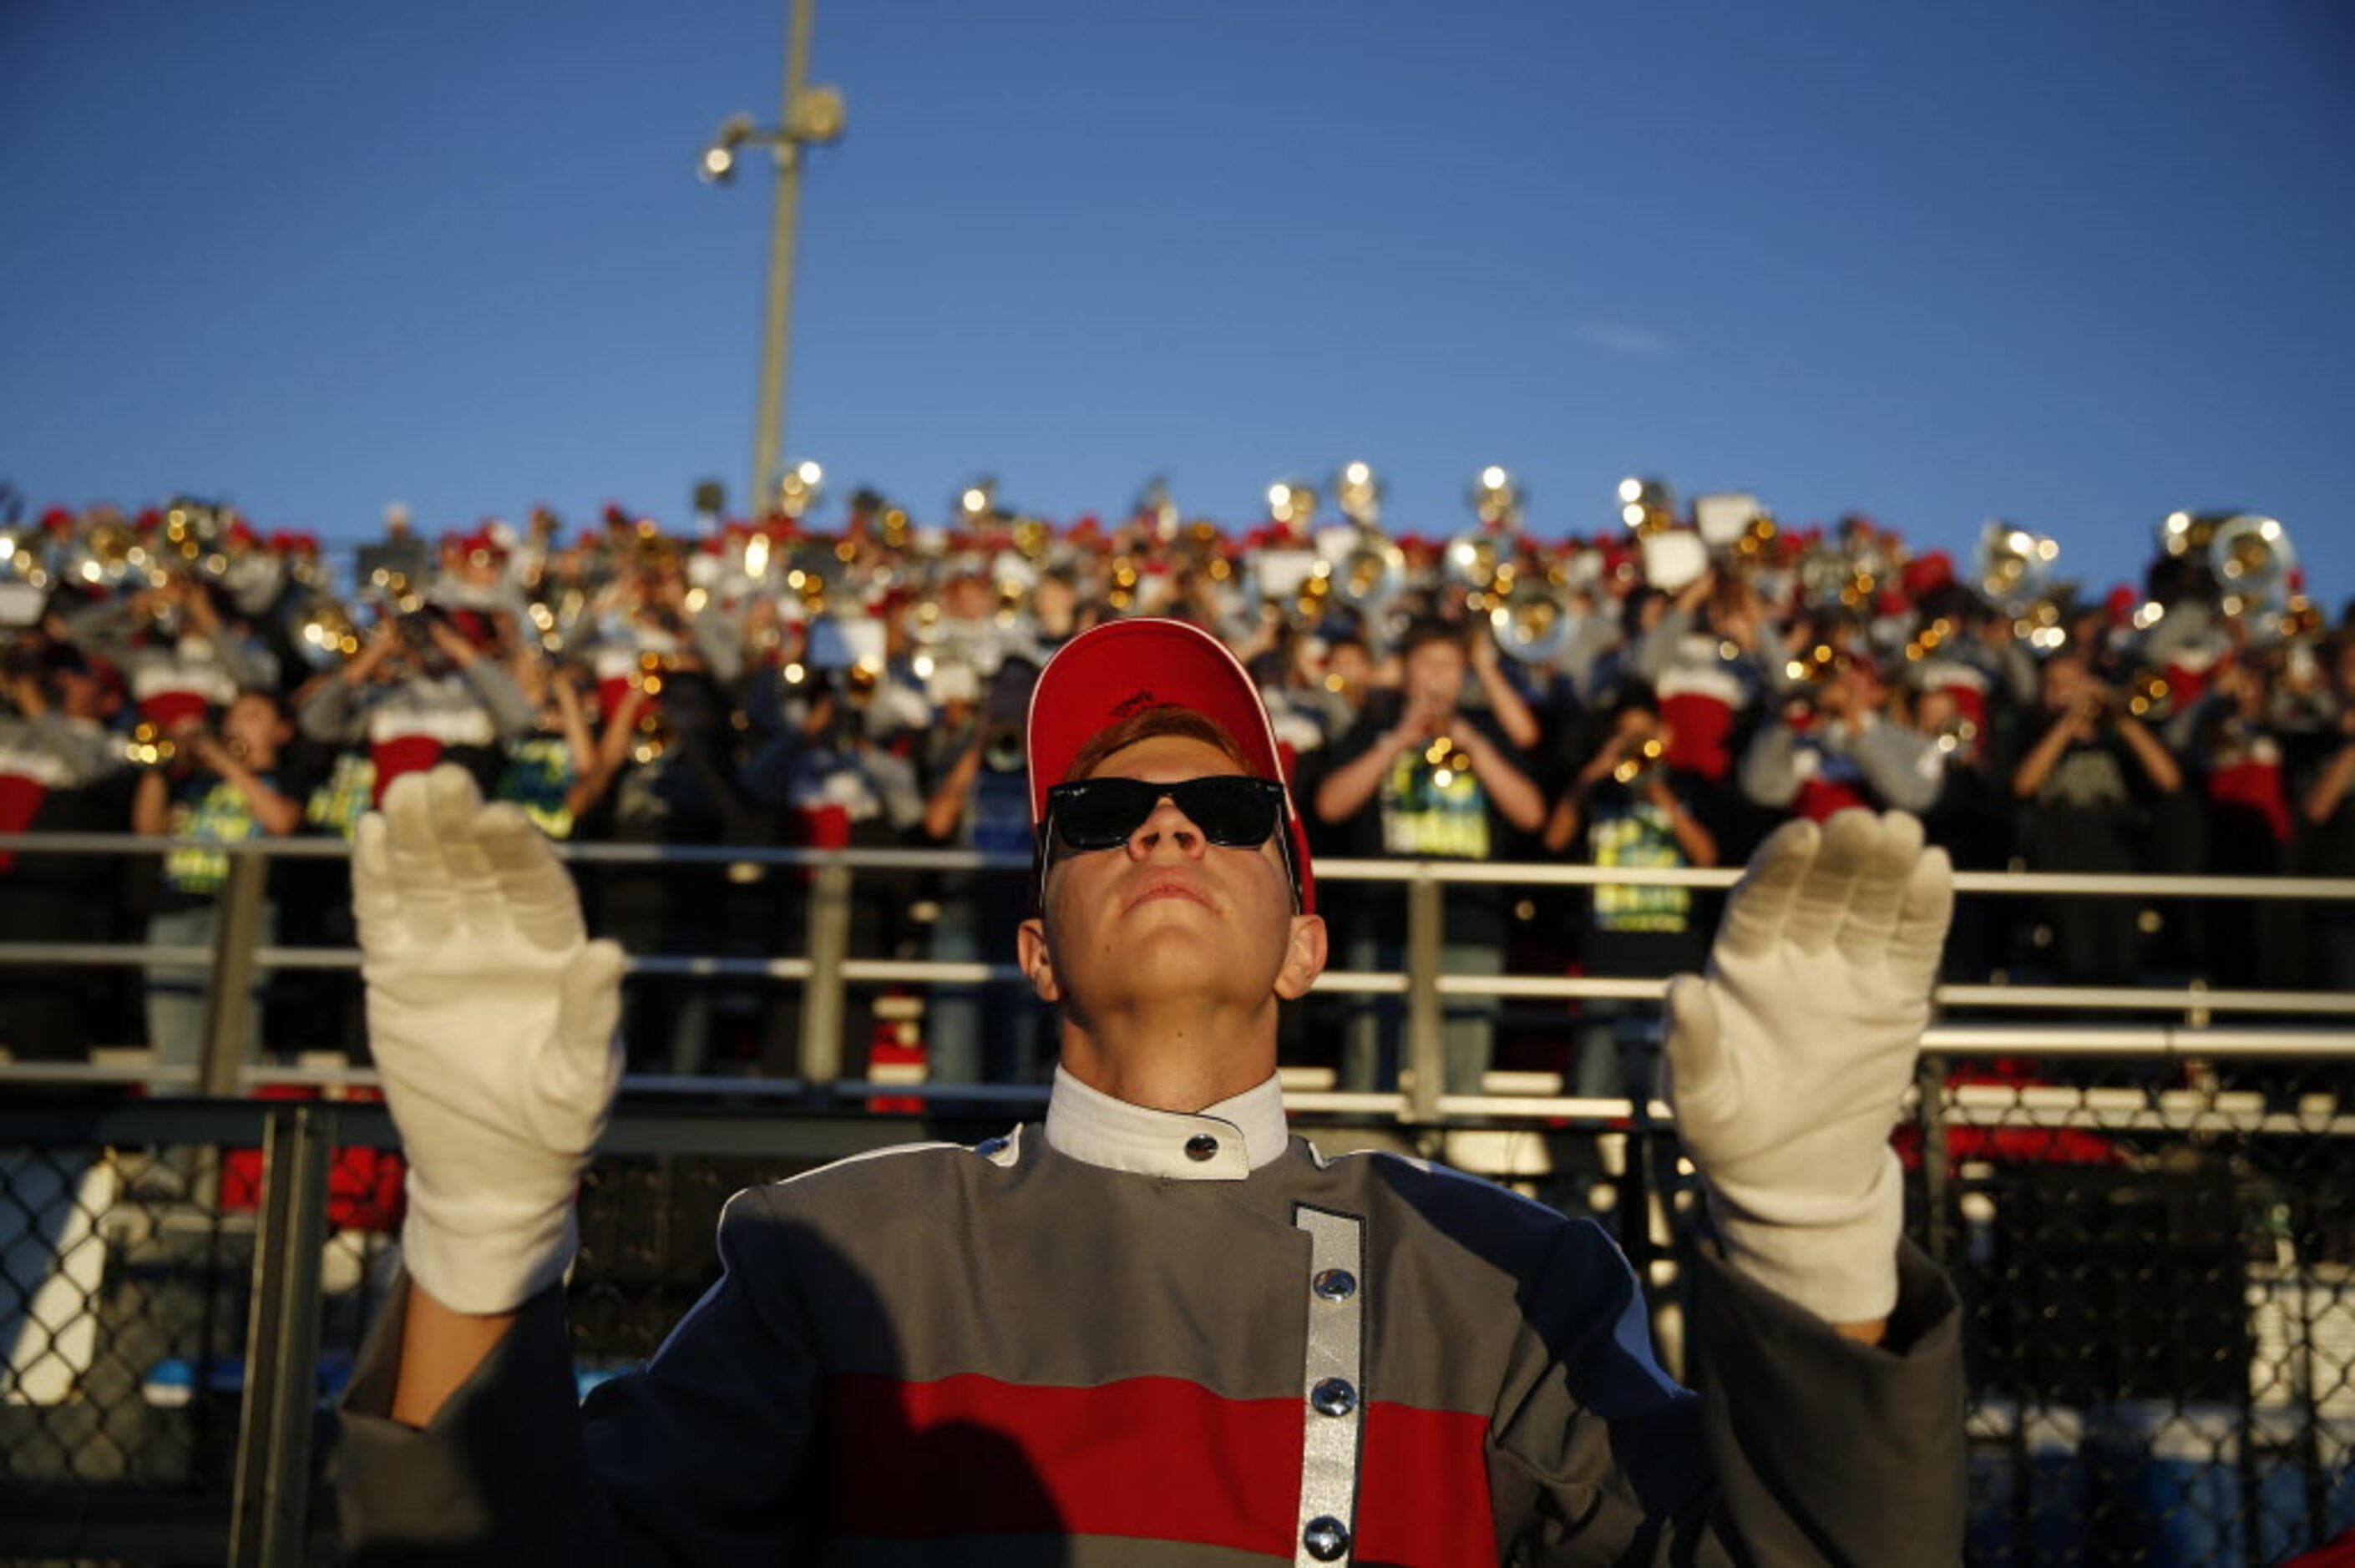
[[1124, 792, 1208, 861]]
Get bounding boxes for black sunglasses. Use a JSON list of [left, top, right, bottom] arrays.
[[1044, 775, 1288, 852]]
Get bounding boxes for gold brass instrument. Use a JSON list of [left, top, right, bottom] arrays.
[[1325, 529, 1408, 625], [1784, 640, 1843, 688], [286, 590, 362, 670], [2122, 669, 2172, 719], [0, 531, 50, 596], [1617, 476, 1674, 537], [1267, 481, 1318, 531], [62, 517, 151, 590], [1612, 736, 1667, 787], [1335, 463, 1380, 529], [2158, 509, 2222, 560], [1471, 467, 1521, 530], [1443, 529, 1506, 611], [126, 720, 178, 770], [776, 459, 824, 521]]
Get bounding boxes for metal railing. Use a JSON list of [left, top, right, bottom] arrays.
[[6, 831, 2354, 1112]]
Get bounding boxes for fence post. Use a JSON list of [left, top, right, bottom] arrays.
[[1917, 1052, 1953, 1268], [198, 847, 270, 1097], [799, 860, 853, 1096], [1405, 870, 1445, 1124], [230, 1102, 334, 1568]]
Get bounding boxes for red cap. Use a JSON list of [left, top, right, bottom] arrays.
[[1026, 618, 1314, 913]]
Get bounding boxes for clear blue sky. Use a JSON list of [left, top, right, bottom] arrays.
[[5, 1, 2351, 603]]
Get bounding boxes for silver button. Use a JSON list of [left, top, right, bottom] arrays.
[[1312, 1267, 1356, 1301], [1183, 1134, 1219, 1162], [1309, 1377, 1357, 1418], [1303, 1515, 1350, 1560]]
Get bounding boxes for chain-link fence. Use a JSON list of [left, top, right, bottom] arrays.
[[3, 1077, 2351, 1565]]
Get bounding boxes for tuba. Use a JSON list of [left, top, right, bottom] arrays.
[[2206, 513, 2293, 622], [1487, 577, 1578, 665]]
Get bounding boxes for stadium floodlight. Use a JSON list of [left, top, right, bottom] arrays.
[[700, 0, 850, 517]]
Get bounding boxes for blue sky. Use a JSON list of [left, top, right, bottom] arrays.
[[4, 1, 2351, 602]]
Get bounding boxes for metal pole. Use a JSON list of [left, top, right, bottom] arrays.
[[199, 847, 269, 1097], [1404, 873, 1445, 1123], [799, 860, 852, 1096], [229, 1103, 333, 1568], [749, 0, 817, 511]]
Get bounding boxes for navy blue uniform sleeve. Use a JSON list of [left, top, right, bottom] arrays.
[[337, 1186, 819, 1565], [1488, 1222, 1965, 1565]]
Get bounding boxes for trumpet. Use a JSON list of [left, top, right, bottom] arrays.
[[126, 720, 179, 770], [285, 589, 362, 670], [1611, 736, 1667, 788]]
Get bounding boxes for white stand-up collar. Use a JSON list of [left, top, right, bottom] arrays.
[[1045, 1066, 1289, 1181]]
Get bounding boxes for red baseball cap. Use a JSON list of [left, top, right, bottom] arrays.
[[1026, 618, 1315, 913]]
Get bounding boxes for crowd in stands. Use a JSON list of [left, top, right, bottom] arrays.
[[2, 483, 2351, 1094]]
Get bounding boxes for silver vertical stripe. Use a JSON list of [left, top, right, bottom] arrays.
[[1292, 1206, 1364, 1567]]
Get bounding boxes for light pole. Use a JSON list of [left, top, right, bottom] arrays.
[[701, 0, 847, 517]]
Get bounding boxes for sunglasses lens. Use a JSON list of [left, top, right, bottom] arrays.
[[1056, 780, 1157, 849], [1178, 779, 1280, 845], [1050, 777, 1282, 851]]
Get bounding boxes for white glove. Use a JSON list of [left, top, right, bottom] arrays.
[[354, 765, 625, 1315], [1662, 809, 1952, 1324]]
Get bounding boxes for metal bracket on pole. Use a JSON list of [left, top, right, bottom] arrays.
[[1405, 871, 1445, 1124], [230, 1103, 333, 1568], [799, 860, 853, 1098], [199, 847, 268, 1097]]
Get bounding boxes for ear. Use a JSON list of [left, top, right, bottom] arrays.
[[1015, 917, 1062, 1004], [1272, 913, 1329, 1002]]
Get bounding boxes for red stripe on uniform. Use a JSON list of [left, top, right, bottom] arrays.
[[1358, 1401, 1497, 1568], [820, 1373, 1302, 1554]]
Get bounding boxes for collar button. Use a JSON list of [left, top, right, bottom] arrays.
[[1183, 1133, 1220, 1162]]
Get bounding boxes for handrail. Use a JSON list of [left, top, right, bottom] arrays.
[[6, 831, 2352, 1110], [5, 832, 2354, 900]]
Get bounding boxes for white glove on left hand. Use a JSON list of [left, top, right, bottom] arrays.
[[1663, 810, 1952, 1324]]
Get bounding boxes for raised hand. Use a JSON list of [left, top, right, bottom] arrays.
[[1662, 810, 1952, 1323], [355, 765, 625, 1313]]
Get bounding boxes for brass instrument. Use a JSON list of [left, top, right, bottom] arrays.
[[1325, 529, 1408, 625], [126, 720, 178, 770], [0, 531, 50, 599], [1488, 579, 1577, 666], [1973, 521, 2064, 649], [286, 590, 362, 670], [775, 460, 823, 521], [1421, 731, 1473, 787], [1266, 481, 1318, 531], [1611, 736, 1666, 788], [1335, 463, 1380, 529], [61, 517, 152, 590], [982, 719, 1026, 774], [2206, 513, 2293, 622], [1443, 529, 1506, 611], [1471, 467, 1521, 530], [1617, 476, 1674, 537], [1931, 716, 1980, 757]]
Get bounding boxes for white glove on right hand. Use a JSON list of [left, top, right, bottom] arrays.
[[1662, 810, 1952, 1324], [355, 766, 625, 1315]]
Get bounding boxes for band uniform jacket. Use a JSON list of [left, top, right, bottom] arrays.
[[339, 1070, 1967, 1565]]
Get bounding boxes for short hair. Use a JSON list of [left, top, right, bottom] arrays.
[[1061, 706, 1253, 787]]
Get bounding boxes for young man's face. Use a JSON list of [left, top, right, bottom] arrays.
[[1021, 732, 1319, 1031]]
